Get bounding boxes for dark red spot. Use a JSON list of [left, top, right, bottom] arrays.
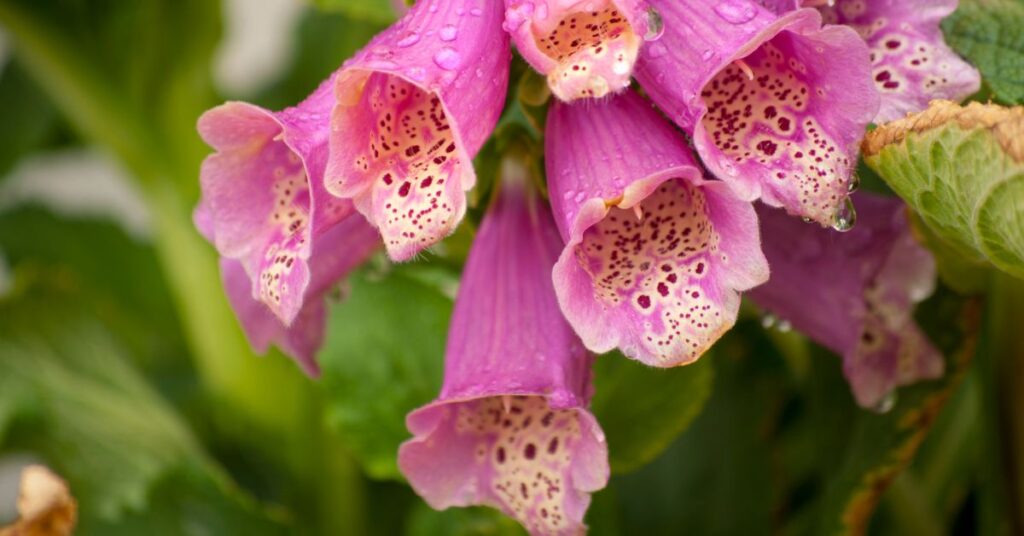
[[637, 295, 651, 308]]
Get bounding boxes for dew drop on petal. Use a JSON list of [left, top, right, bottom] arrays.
[[439, 24, 458, 42], [397, 32, 421, 48], [832, 196, 857, 232], [433, 47, 461, 70], [713, 0, 757, 24], [644, 7, 665, 41]]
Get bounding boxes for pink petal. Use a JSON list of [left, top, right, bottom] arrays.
[[546, 89, 769, 367], [819, 0, 981, 122], [325, 0, 511, 261], [399, 162, 608, 534], [749, 193, 944, 408], [636, 1, 878, 226], [504, 0, 651, 101]]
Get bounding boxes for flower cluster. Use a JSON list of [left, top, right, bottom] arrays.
[[194, 0, 978, 532]]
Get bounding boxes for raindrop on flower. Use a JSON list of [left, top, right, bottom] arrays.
[[433, 47, 461, 70], [439, 24, 458, 42], [644, 7, 665, 41], [832, 196, 857, 232], [761, 312, 777, 329], [714, 0, 757, 24], [872, 392, 897, 414], [847, 173, 861, 194], [397, 32, 421, 48]]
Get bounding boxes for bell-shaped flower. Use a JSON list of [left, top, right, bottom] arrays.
[[325, 0, 511, 262], [758, 0, 981, 122], [216, 213, 379, 376], [195, 75, 379, 373], [399, 161, 609, 535], [503, 0, 652, 101], [546, 89, 769, 367], [635, 0, 878, 227], [749, 192, 943, 409]]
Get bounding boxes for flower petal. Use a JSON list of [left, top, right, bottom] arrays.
[[819, 0, 981, 122], [399, 161, 608, 534], [636, 1, 878, 226], [197, 75, 357, 325], [325, 0, 510, 261], [219, 212, 379, 376], [504, 0, 650, 101], [546, 89, 769, 367], [749, 193, 943, 408]]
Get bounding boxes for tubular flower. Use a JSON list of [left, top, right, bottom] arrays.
[[503, 0, 652, 101], [758, 0, 981, 122], [545, 89, 769, 367], [216, 213, 379, 376], [749, 192, 943, 409], [195, 75, 380, 371], [399, 162, 609, 535], [634, 0, 878, 227], [325, 0, 510, 262]]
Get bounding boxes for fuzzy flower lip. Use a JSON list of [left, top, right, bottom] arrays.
[[504, 0, 651, 101], [636, 1, 878, 227], [749, 193, 943, 409], [399, 162, 608, 534], [325, 0, 510, 262], [196, 76, 356, 327], [546, 89, 769, 368]]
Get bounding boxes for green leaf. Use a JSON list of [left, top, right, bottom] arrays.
[[943, 0, 1024, 105], [607, 323, 788, 534], [309, 0, 400, 24], [805, 290, 981, 535], [0, 283, 286, 533], [591, 353, 713, 474], [319, 266, 453, 480], [863, 100, 1024, 280], [406, 503, 525, 536], [0, 60, 59, 180]]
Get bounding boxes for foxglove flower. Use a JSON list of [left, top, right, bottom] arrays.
[[503, 0, 652, 101], [759, 0, 981, 122], [635, 0, 878, 227], [399, 162, 609, 534], [217, 213, 379, 376], [749, 192, 943, 409], [546, 89, 769, 367], [325, 0, 510, 261], [195, 75, 379, 373]]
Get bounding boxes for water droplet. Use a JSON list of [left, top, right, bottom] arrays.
[[761, 312, 777, 329], [433, 47, 461, 70], [847, 173, 861, 193], [702, 49, 715, 61], [644, 7, 665, 41], [872, 392, 897, 414], [439, 24, 458, 41], [405, 67, 427, 81], [776, 319, 792, 333], [574, 192, 586, 203], [470, 7, 482, 16], [647, 42, 667, 58], [832, 196, 857, 232], [396, 32, 420, 48], [714, 1, 757, 24]]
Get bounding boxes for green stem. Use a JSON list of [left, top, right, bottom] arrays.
[[988, 273, 1024, 533], [0, 0, 313, 462]]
